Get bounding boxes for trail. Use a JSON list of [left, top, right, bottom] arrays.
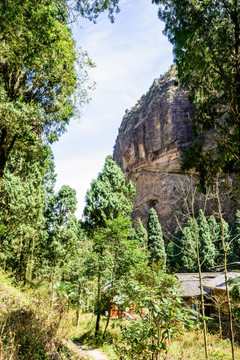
[[67, 341, 110, 360]]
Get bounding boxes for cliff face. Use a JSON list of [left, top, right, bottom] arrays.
[[113, 67, 195, 232]]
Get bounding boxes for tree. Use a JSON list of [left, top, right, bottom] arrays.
[[83, 156, 136, 336], [215, 181, 236, 359], [0, 151, 45, 282], [198, 209, 216, 271], [44, 185, 79, 307], [115, 266, 196, 360], [74, 0, 120, 23], [147, 208, 166, 267], [230, 210, 240, 262], [135, 219, 148, 249], [153, 0, 240, 189], [178, 219, 198, 272], [0, 0, 94, 185], [84, 156, 135, 229]]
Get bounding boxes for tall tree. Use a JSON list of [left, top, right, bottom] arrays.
[[198, 210, 216, 270], [83, 156, 136, 336], [0, 151, 45, 282], [153, 0, 240, 189], [44, 185, 79, 306], [135, 219, 148, 249], [0, 0, 93, 184], [178, 219, 198, 272], [84, 156, 135, 229], [230, 209, 240, 262], [147, 208, 166, 267]]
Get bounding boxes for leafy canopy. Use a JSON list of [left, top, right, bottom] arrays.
[[153, 0, 240, 189], [0, 0, 94, 179]]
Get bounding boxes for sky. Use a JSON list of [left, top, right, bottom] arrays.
[[52, 0, 173, 219]]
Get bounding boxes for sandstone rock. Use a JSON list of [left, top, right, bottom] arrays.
[[113, 67, 196, 233]]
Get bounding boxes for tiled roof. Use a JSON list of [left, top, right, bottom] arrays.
[[176, 272, 240, 297]]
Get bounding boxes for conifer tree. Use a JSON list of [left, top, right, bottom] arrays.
[[230, 210, 240, 262], [44, 185, 79, 306], [83, 156, 137, 336], [135, 219, 148, 249], [215, 219, 231, 265], [84, 156, 135, 229], [147, 208, 166, 267], [208, 215, 220, 247], [180, 219, 197, 272], [198, 210, 216, 270], [0, 152, 45, 282]]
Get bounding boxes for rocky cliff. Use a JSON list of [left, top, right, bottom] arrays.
[[113, 67, 196, 233]]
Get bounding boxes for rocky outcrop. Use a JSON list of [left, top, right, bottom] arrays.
[[113, 67, 196, 233]]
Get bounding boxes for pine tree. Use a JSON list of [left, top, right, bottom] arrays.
[[208, 215, 220, 247], [198, 210, 216, 271], [0, 152, 45, 282], [179, 219, 198, 272], [215, 219, 231, 265], [84, 156, 135, 229], [147, 208, 166, 267], [230, 210, 240, 262], [135, 219, 148, 249], [44, 185, 79, 306], [83, 156, 137, 336]]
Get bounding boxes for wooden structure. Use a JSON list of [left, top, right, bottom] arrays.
[[176, 272, 240, 316]]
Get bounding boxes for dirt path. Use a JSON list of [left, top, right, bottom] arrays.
[[67, 341, 110, 360]]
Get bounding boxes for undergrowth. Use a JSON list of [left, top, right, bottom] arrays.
[[0, 271, 79, 360]]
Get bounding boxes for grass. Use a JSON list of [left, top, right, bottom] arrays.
[[0, 271, 81, 360], [73, 313, 240, 360], [164, 330, 240, 359], [1, 272, 239, 360]]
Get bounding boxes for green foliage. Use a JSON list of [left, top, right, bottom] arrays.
[[0, 0, 94, 179], [83, 156, 140, 335], [75, 0, 120, 23], [147, 208, 166, 267], [0, 271, 78, 360], [135, 218, 147, 249], [167, 211, 219, 272], [153, 0, 240, 188], [84, 156, 135, 230], [198, 210, 216, 270], [0, 151, 45, 282], [44, 185, 79, 280], [115, 267, 196, 359], [230, 210, 240, 262], [178, 219, 198, 272], [215, 218, 231, 264]]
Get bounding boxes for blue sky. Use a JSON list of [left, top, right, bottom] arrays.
[[52, 0, 173, 218]]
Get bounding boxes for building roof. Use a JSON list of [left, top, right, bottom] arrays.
[[176, 272, 240, 297], [206, 272, 240, 291]]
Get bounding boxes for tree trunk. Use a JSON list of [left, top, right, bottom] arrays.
[[218, 306, 222, 340], [103, 301, 111, 339], [51, 265, 56, 310], [76, 307, 81, 329], [95, 265, 102, 337], [76, 285, 82, 328], [197, 244, 209, 360], [217, 185, 235, 360], [16, 237, 24, 283], [29, 235, 35, 282], [191, 183, 209, 360]]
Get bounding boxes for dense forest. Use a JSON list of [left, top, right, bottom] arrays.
[[1, 0, 240, 360]]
